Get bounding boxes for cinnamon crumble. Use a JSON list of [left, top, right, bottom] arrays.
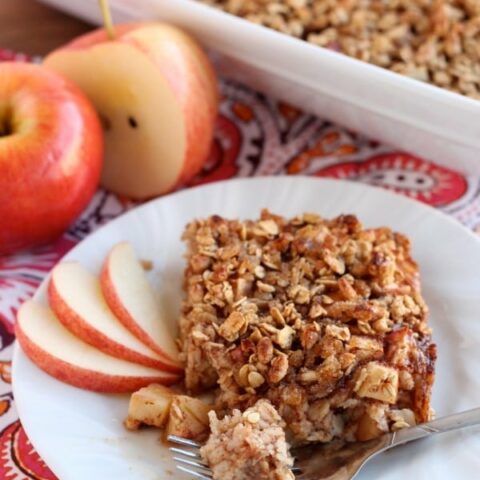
[[179, 210, 436, 445]]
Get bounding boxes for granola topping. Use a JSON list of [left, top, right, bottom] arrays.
[[179, 210, 436, 444]]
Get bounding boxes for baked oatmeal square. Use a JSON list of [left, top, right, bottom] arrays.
[[178, 209, 436, 445]]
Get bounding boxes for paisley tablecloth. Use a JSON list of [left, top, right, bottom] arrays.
[[1, 48, 479, 479]]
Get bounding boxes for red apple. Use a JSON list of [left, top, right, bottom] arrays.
[[0, 62, 103, 255], [16, 301, 180, 393], [43, 22, 218, 199]]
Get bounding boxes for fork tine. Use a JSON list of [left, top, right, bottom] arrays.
[[176, 464, 213, 479], [170, 446, 202, 459], [168, 435, 202, 448], [173, 456, 210, 470]]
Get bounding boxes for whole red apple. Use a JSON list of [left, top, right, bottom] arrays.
[[0, 62, 103, 255]]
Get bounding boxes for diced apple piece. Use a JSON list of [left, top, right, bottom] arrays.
[[125, 383, 174, 431], [101, 242, 180, 369], [48, 262, 181, 373], [15, 301, 180, 393], [166, 395, 212, 441]]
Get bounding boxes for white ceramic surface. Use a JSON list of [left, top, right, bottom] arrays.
[[40, 0, 480, 175], [12, 177, 480, 480]]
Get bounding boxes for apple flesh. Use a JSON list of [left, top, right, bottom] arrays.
[[124, 383, 174, 430], [44, 23, 218, 199], [0, 62, 103, 255], [101, 242, 180, 368], [16, 302, 179, 393], [48, 262, 181, 373], [166, 395, 212, 441]]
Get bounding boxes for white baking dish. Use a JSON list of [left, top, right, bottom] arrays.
[[41, 0, 480, 174]]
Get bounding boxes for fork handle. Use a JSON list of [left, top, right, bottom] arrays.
[[391, 407, 480, 447]]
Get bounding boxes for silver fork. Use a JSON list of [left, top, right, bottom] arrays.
[[168, 407, 480, 479]]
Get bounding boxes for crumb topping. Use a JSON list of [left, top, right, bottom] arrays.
[[179, 210, 436, 445]]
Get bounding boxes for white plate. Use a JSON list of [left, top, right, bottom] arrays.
[[12, 177, 480, 480], [40, 0, 480, 174]]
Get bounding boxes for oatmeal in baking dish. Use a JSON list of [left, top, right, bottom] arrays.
[[198, 0, 480, 99], [179, 210, 436, 445]]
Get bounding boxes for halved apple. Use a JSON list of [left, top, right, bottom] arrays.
[[101, 242, 180, 368], [48, 262, 181, 373], [44, 23, 218, 199], [15, 302, 179, 393]]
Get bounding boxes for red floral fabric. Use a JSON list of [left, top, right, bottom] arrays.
[[1, 48, 479, 479]]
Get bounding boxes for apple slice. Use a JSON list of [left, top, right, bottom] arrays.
[[101, 242, 180, 368], [16, 301, 179, 393], [49, 262, 182, 373]]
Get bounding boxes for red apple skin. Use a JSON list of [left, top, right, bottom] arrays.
[[48, 277, 181, 373], [100, 256, 183, 372], [15, 321, 179, 393], [45, 23, 218, 195], [0, 62, 103, 255]]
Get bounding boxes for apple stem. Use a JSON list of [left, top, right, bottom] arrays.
[[99, 0, 115, 40]]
